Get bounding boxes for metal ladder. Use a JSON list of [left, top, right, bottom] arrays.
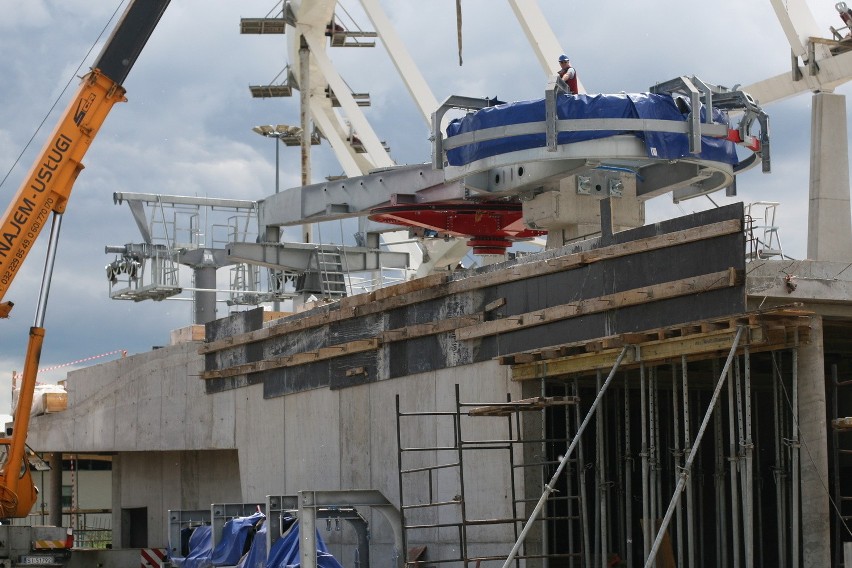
[[745, 201, 785, 260], [314, 248, 347, 297]]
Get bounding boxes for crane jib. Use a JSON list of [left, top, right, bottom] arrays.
[[0, 133, 71, 285]]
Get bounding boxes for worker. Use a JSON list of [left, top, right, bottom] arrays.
[[557, 54, 578, 94]]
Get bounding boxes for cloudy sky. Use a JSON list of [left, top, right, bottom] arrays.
[[0, 0, 849, 414]]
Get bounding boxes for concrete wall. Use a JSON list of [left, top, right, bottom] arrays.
[[231, 359, 523, 561], [29, 341, 235, 452], [29, 336, 525, 563], [112, 450, 241, 549]]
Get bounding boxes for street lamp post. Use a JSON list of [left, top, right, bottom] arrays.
[[252, 124, 300, 194], [252, 124, 297, 312]]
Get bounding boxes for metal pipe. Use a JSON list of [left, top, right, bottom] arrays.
[[649, 367, 658, 545], [727, 363, 741, 568], [643, 327, 744, 568], [500, 346, 630, 568], [672, 363, 684, 568], [742, 349, 754, 568], [453, 384, 469, 564], [641, 356, 651, 564], [540, 380, 549, 568], [715, 397, 727, 568], [35, 213, 63, 327], [682, 356, 696, 568], [734, 357, 749, 567], [791, 344, 800, 568], [597, 370, 608, 568], [832, 364, 841, 568], [577, 378, 591, 568], [653, 369, 662, 521], [625, 376, 634, 568], [613, 386, 622, 560], [772, 352, 786, 568], [566, 382, 576, 568], [637, 358, 651, 562], [753, 376, 764, 568]]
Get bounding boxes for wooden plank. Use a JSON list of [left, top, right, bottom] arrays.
[[372, 272, 446, 301], [381, 315, 483, 343], [200, 338, 381, 380], [511, 330, 739, 380], [484, 298, 506, 312], [499, 308, 809, 369], [199, 219, 741, 355], [467, 395, 580, 416], [509, 320, 804, 380], [512, 349, 640, 380], [456, 269, 740, 341]]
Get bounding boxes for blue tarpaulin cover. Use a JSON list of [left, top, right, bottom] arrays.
[[171, 524, 213, 568], [170, 512, 265, 568], [266, 521, 344, 568], [444, 93, 737, 167], [210, 512, 265, 566], [236, 518, 267, 568]]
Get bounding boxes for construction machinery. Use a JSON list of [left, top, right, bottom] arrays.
[[0, 0, 170, 563]]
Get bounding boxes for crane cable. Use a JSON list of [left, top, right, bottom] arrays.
[[0, 1, 128, 193]]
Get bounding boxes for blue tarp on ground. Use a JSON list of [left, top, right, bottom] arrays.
[[170, 524, 213, 568], [266, 521, 344, 568], [444, 93, 737, 167], [210, 511, 265, 566], [169, 512, 265, 568], [236, 518, 267, 568]]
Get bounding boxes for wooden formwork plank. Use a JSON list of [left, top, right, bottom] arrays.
[[456, 268, 740, 341], [511, 329, 742, 380], [467, 395, 580, 416], [381, 315, 484, 342], [200, 337, 381, 380], [498, 307, 811, 369]]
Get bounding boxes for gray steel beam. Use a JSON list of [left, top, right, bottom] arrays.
[[259, 165, 460, 228], [636, 162, 719, 199], [226, 241, 408, 271], [113, 191, 256, 210]]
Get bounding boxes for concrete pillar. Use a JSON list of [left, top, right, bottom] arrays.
[[799, 315, 830, 567], [807, 92, 852, 261], [112, 454, 123, 548], [193, 264, 217, 325], [48, 452, 62, 527]]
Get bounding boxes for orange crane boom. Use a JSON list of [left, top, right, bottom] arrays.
[[0, 0, 170, 518]]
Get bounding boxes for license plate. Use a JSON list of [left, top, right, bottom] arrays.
[[21, 556, 56, 565]]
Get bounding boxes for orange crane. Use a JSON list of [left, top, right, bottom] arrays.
[[0, 0, 170, 521]]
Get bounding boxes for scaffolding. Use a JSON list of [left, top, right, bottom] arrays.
[[396, 311, 818, 567]]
